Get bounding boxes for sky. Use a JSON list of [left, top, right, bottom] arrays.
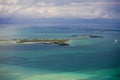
[[0, 0, 120, 24]]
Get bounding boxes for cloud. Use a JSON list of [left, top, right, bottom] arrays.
[[0, 0, 120, 19]]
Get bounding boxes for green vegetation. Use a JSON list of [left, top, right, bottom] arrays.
[[0, 35, 103, 46], [16, 39, 69, 45]]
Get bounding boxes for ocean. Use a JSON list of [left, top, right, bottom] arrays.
[[0, 25, 120, 80]]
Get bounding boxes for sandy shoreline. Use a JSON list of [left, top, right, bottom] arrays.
[[0, 39, 69, 45]]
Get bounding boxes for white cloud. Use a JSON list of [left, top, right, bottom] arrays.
[[0, 0, 120, 19]]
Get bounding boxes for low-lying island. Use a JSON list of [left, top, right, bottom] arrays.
[[0, 35, 104, 46], [16, 39, 69, 45]]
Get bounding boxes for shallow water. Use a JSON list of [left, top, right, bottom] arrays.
[[0, 25, 120, 80]]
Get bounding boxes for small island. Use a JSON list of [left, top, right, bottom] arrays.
[[71, 35, 103, 39], [0, 38, 70, 46], [16, 39, 69, 45], [0, 35, 104, 46]]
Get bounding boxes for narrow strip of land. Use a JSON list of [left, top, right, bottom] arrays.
[[0, 35, 103, 46]]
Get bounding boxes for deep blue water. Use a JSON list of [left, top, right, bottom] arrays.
[[0, 25, 120, 80]]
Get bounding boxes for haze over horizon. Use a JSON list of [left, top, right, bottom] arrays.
[[0, 0, 120, 28]]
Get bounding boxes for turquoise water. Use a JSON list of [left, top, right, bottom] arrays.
[[0, 25, 120, 80]]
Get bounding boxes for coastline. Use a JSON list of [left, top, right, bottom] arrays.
[[0, 35, 104, 46], [0, 39, 70, 46]]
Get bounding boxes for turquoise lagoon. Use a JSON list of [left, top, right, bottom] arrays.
[[0, 25, 120, 80]]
